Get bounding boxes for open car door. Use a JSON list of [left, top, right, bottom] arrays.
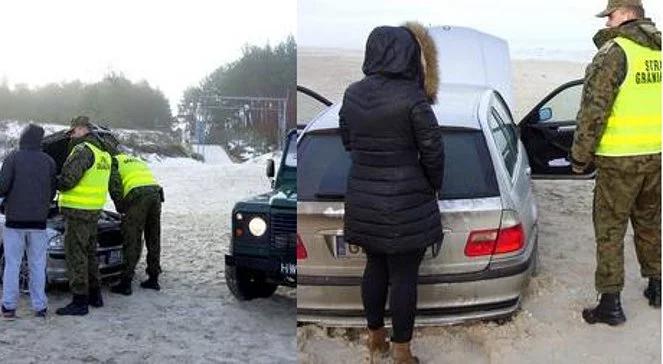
[[519, 79, 595, 179], [297, 85, 332, 131]]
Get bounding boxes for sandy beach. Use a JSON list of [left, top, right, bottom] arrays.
[[0, 157, 296, 363], [297, 47, 661, 364]]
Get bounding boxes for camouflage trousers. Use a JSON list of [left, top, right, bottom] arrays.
[[64, 216, 101, 296], [121, 192, 162, 280], [593, 166, 661, 293]]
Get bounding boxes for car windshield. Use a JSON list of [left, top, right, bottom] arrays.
[[298, 128, 499, 201]]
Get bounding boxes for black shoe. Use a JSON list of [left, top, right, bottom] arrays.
[[582, 292, 626, 326], [140, 276, 160, 291], [110, 278, 133, 296], [55, 295, 89, 316], [35, 308, 48, 318], [89, 288, 104, 308], [644, 278, 661, 308], [1, 305, 16, 319]]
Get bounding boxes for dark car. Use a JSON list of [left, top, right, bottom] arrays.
[[225, 129, 297, 300], [0, 127, 124, 291]]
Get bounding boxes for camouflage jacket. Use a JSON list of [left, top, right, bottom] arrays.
[[571, 19, 661, 173], [57, 134, 109, 221]]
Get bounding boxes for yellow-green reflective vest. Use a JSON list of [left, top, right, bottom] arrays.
[[595, 37, 662, 157], [59, 142, 111, 210], [115, 153, 158, 197]]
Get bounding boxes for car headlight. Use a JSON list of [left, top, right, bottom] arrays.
[[248, 217, 267, 237], [48, 234, 64, 249]]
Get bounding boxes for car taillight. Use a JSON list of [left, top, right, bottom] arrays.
[[296, 234, 308, 260], [464, 210, 524, 257], [494, 224, 524, 254], [465, 229, 499, 257]]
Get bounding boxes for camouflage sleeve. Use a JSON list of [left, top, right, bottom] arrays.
[[570, 42, 626, 168], [108, 157, 125, 212], [57, 144, 94, 191]]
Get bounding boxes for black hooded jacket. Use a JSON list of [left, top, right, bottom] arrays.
[[0, 124, 57, 229], [339, 26, 445, 255]]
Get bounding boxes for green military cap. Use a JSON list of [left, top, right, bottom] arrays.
[[596, 0, 643, 17], [70, 115, 92, 129]]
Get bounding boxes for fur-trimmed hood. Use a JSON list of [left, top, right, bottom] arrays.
[[361, 22, 439, 102], [403, 21, 439, 103]]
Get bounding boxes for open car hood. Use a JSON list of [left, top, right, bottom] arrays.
[[41, 125, 117, 175], [41, 130, 71, 175]]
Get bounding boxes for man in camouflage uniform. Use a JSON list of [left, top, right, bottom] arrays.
[[107, 139, 163, 296], [571, 0, 661, 326], [56, 116, 112, 316]]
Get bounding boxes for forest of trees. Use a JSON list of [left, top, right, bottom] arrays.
[[0, 73, 172, 130], [178, 35, 296, 155]]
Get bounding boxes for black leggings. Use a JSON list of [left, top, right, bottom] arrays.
[[361, 248, 426, 343]]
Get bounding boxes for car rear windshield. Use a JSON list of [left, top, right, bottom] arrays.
[[297, 128, 499, 201]]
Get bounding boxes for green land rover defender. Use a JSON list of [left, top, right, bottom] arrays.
[[225, 129, 297, 300]]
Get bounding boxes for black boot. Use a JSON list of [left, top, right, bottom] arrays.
[[582, 292, 626, 326], [644, 278, 661, 308], [89, 287, 104, 308], [55, 295, 89, 316], [110, 278, 133, 296], [140, 276, 160, 291]]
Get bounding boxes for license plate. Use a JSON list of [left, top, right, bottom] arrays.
[[108, 250, 122, 265], [334, 236, 365, 258]]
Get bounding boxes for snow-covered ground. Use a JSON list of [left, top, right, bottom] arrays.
[[192, 144, 233, 165], [0, 150, 296, 363]]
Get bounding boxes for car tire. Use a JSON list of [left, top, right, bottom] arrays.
[[225, 264, 278, 300]]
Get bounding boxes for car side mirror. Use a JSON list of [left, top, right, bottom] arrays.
[[538, 107, 553, 122], [266, 159, 275, 178]]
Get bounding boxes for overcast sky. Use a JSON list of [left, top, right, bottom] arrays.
[[299, 0, 662, 59], [0, 0, 296, 114]]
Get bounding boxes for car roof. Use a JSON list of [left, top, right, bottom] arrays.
[[303, 84, 491, 133]]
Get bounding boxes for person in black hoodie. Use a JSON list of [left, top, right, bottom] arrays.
[[339, 22, 443, 364], [0, 124, 56, 318]]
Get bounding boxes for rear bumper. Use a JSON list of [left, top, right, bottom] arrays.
[[297, 248, 533, 326], [225, 254, 296, 287]]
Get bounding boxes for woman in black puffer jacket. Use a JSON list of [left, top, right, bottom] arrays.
[[339, 22, 444, 364]]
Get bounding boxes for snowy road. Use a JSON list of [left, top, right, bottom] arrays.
[[0, 157, 296, 363]]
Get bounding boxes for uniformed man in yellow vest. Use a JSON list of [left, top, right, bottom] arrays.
[[56, 116, 112, 316], [571, 0, 661, 326], [107, 142, 163, 296]]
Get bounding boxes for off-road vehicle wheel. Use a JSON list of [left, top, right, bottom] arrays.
[[225, 264, 278, 300]]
